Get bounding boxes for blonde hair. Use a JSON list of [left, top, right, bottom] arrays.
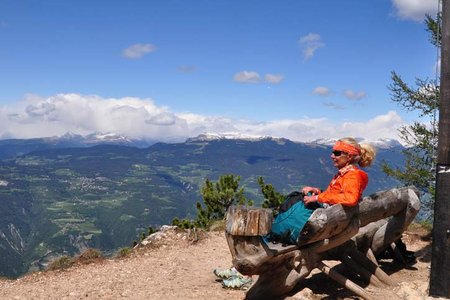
[[339, 137, 376, 168]]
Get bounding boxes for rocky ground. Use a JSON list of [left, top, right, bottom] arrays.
[[0, 225, 438, 300]]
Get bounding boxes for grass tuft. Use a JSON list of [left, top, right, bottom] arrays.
[[47, 256, 74, 271], [75, 248, 104, 265], [116, 247, 132, 258]]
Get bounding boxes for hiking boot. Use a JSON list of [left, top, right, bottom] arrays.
[[213, 267, 240, 279], [222, 275, 253, 289], [402, 250, 416, 264]]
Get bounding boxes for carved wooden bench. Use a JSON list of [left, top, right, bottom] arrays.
[[225, 186, 421, 300]]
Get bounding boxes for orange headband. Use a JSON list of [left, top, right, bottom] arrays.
[[333, 141, 360, 156]]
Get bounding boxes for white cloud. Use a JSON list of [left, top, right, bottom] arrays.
[[338, 111, 404, 141], [122, 43, 156, 59], [392, 0, 439, 22], [234, 72, 284, 84], [343, 89, 367, 100], [299, 33, 325, 61], [241, 111, 404, 142], [313, 86, 333, 97], [323, 102, 344, 110], [229, 111, 405, 143], [233, 71, 261, 83], [264, 74, 284, 84], [1, 94, 187, 140], [0, 94, 406, 143], [145, 112, 177, 126]]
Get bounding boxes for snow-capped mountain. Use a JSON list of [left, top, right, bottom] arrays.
[[59, 132, 159, 147], [368, 138, 404, 149], [187, 132, 265, 142], [0, 132, 405, 160], [190, 134, 404, 149], [310, 137, 403, 149], [186, 133, 295, 146]]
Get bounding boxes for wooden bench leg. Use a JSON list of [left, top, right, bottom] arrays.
[[366, 248, 378, 265], [340, 254, 385, 288], [348, 247, 395, 286], [244, 251, 315, 300], [317, 261, 374, 300]]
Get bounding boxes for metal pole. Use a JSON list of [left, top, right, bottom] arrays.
[[430, 0, 450, 297]]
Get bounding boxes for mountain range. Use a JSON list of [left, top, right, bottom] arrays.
[[0, 134, 405, 278]]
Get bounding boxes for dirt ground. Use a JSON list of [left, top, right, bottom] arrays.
[[0, 225, 437, 300]]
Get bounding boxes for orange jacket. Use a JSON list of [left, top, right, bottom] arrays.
[[317, 165, 368, 207]]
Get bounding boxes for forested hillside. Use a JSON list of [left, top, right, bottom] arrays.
[[0, 137, 404, 277]]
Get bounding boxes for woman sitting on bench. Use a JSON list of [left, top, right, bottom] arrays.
[[269, 137, 376, 245], [302, 137, 376, 207], [303, 138, 415, 263]]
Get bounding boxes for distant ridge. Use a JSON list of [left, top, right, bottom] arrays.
[[186, 132, 270, 142], [0, 131, 404, 152], [311, 137, 404, 149], [0, 133, 404, 161], [189, 133, 403, 149], [186, 133, 291, 145]]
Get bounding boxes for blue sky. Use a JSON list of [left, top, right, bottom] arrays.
[[0, 0, 440, 142]]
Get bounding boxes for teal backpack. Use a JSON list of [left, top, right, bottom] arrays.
[[269, 191, 321, 245]]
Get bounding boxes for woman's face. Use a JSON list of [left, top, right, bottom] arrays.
[[331, 150, 353, 169]]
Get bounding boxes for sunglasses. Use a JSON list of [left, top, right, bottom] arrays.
[[332, 150, 347, 156]]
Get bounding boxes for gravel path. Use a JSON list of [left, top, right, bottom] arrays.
[[0, 227, 433, 300]]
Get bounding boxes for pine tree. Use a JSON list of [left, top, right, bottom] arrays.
[[195, 174, 253, 228], [258, 176, 285, 214], [382, 15, 440, 209]]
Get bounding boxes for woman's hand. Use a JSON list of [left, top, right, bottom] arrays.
[[301, 186, 320, 195], [303, 195, 319, 205]]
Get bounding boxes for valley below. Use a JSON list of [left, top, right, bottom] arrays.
[[0, 136, 406, 277]]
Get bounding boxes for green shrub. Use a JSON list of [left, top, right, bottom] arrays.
[[75, 248, 104, 265], [172, 217, 180, 226], [410, 220, 433, 233], [172, 217, 195, 229], [116, 247, 132, 258], [196, 175, 252, 229], [419, 220, 433, 232], [47, 256, 74, 271], [148, 226, 156, 235]]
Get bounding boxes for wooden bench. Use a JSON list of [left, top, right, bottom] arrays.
[[225, 186, 421, 300]]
